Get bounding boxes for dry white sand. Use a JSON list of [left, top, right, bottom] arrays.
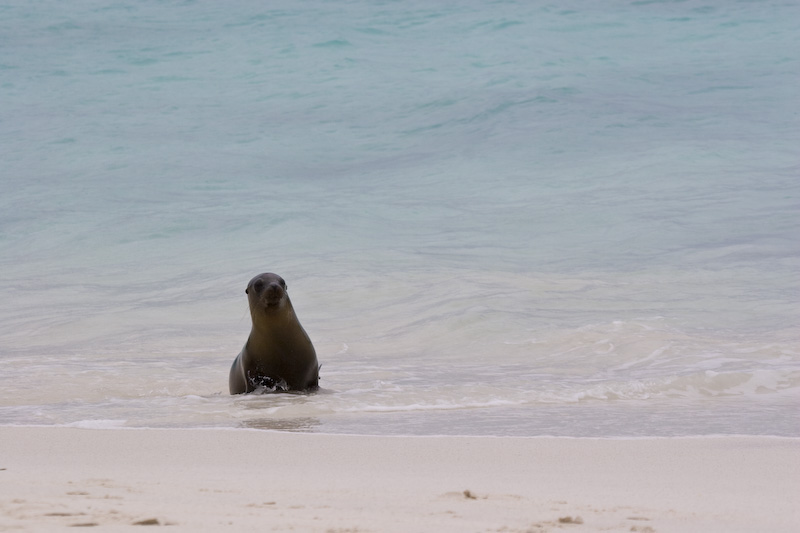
[[1, 427, 797, 532]]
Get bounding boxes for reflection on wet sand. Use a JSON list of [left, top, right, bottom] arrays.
[[240, 417, 320, 432]]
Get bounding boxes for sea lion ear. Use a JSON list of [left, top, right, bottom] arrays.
[[245, 288, 249, 295]]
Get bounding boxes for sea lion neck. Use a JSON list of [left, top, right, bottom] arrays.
[[249, 300, 297, 331]]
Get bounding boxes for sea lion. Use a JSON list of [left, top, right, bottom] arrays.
[[229, 273, 319, 394]]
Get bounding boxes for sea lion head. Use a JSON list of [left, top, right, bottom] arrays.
[[246, 272, 289, 313]]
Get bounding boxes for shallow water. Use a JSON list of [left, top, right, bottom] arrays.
[[1, 0, 798, 436]]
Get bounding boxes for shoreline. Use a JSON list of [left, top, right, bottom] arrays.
[[6, 422, 800, 440], [2, 427, 798, 532]]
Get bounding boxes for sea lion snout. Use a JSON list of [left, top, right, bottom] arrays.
[[263, 281, 284, 304]]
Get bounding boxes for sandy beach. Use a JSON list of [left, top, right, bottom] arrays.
[[0, 428, 797, 532]]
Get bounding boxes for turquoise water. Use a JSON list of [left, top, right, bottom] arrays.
[[1, 0, 798, 436]]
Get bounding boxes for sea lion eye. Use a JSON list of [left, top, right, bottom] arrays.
[[280, 279, 287, 290], [253, 280, 265, 293]]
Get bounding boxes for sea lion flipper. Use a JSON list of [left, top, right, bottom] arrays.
[[228, 351, 248, 395]]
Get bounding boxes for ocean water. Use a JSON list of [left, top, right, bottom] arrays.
[[1, 0, 798, 437]]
